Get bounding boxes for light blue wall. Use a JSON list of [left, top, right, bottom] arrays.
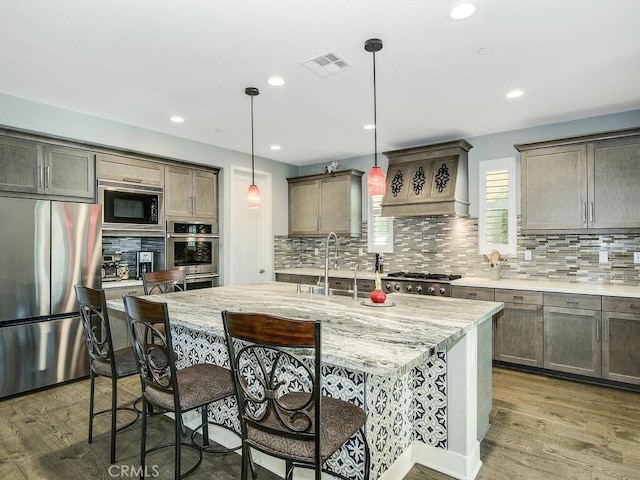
[[300, 110, 640, 219]]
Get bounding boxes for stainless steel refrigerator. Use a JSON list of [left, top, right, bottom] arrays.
[[0, 197, 102, 398]]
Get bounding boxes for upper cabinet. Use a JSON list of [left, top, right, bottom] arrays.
[[288, 169, 363, 237], [517, 128, 640, 233], [0, 136, 94, 199], [96, 153, 164, 186], [165, 165, 218, 220]]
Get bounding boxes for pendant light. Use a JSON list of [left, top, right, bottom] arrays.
[[245, 86, 261, 208], [365, 38, 386, 197]]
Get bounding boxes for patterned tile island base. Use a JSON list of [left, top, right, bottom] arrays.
[[107, 283, 502, 480]]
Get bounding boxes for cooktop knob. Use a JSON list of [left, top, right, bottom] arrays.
[[428, 286, 436, 294], [385, 283, 392, 291], [405, 285, 412, 292], [415, 286, 423, 293], [394, 284, 401, 291], [439, 287, 446, 295]]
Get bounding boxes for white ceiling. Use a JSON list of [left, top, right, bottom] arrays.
[[2, 0, 639, 166]]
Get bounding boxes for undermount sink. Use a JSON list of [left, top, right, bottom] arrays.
[[307, 286, 368, 298]]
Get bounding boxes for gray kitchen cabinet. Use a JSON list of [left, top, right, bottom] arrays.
[[543, 293, 602, 378], [96, 153, 164, 186], [451, 286, 495, 302], [494, 289, 544, 367], [288, 170, 363, 237], [165, 165, 218, 220], [518, 128, 640, 233], [0, 137, 94, 199], [601, 296, 640, 385], [43, 145, 95, 199], [0, 136, 41, 193]]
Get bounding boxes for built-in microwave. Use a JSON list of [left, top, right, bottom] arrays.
[[98, 180, 164, 236]]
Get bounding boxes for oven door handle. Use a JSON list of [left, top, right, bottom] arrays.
[[167, 233, 219, 239], [185, 273, 218, 280]]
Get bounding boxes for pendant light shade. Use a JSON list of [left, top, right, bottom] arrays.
[[365, 38, 386, 197], [367, 165, 386, 196], [245, 87, 261, 208]]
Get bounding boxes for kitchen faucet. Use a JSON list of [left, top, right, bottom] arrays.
[[324, 231, 338, 296]]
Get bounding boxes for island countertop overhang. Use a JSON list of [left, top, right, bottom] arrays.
[[106, 282, 503, 377]]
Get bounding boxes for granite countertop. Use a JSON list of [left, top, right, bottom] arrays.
[[106, 282, 502, 377], [453, 276, 640, 298]]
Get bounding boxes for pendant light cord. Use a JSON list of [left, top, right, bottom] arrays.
[[250, 94, 255, 185], [372, 48, 378, 169]]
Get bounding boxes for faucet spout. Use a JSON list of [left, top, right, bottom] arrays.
[[324, 232, 338, 296]]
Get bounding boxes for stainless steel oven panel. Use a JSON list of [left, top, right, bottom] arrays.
[[167, 219, 219, 235], [98, 180, 164, 237], [166, 235, 219, 275]]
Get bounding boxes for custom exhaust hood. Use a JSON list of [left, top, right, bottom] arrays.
[[381, 139, 472, 217]]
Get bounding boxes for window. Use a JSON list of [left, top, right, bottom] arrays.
[[479, 157, 516, 255], [367, 195, 394, 253]]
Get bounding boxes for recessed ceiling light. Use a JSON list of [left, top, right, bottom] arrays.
[[268, 76, 285, 86], [449, 2, 477, 20], [477, 46, 492, 56], [506, 89, 524, 99], [270, 145, 281, 150], [363, 124, 376, 130], [170, 116, 184, 123]]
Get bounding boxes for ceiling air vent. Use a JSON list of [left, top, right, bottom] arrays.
[[301, 51, 352, 77]]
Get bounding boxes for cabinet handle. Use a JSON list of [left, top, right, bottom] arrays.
[[122, 177, 142, 183], [39, 165, 44, 188], [512, 295, 524, 301], [468, 292, 478, 298], [596, 318, 600, 342], [566, 300, 579, 305], [603, 318, 608, 343], [630, 304, 640, 310], [582, 203, 587, 223], [45, 166, 50, 188], [589, 202, 594, 223], [192, 197, 196, 214]]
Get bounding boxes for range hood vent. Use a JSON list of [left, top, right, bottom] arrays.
[[381, 139, 472, 217]]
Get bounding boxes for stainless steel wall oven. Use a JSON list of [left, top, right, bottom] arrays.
[[166, 220, 219, 289]]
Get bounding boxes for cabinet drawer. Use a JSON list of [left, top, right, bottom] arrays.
[[495, 289, 543, 305], [357, 279, 376, 292], [602, 296, 640, 314], [452, 286, 494, 301], [543, 292, 601, 310], [103, 286, 142, 300]]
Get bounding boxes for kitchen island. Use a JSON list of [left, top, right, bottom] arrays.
[[107, 282, 503, 480]]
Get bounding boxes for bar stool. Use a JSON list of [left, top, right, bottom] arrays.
[[142, 269, 187, 295], [74, 285, 140, 464], [222, 310, 371, 480], [123, 295, 239, 479]]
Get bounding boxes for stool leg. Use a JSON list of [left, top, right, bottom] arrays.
[[201, 406, 210, 447], [140, 397, 147, 480], [88, 369, 95, 444], [175, 410, 182, 480], [110, 375, 117, 464]]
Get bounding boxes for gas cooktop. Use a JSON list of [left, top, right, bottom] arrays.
[[384, 272, 462, 281]]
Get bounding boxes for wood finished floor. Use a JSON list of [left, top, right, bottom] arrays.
[[1, 367, 639, 479]]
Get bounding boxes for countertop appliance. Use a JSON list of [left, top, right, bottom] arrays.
[[136, 251, 154, 279], [0, 197, 102, 398], [102, 254, 121, 282], [98, 179, 164, 237], [382, 272, 462, 297], [166, 220, 219, 289]]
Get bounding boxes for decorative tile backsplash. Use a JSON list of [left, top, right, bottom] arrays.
[[275, 217, 640, 285]]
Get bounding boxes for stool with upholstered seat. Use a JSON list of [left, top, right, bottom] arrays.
[[123, 295, 239, 479], [74, 285, 140, 464], [222, 310, 370, 480]]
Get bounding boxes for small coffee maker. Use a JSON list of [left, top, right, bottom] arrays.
[[136, 251, 154, 279]]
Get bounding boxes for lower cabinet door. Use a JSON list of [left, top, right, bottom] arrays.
[[543, 306, 601, 377], [494, 303, 543, 367], [602, 311, 640, 385]]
